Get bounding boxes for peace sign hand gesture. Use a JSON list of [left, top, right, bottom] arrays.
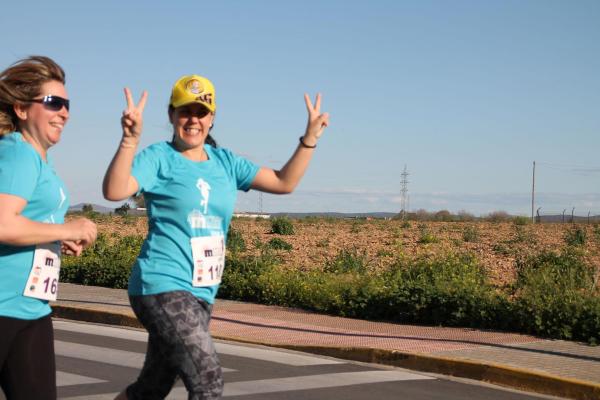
[[121, 88, 148, 146], [303, 93, 329, 146]]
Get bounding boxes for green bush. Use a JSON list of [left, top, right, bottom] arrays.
[[512, 225, 536, 244], [462, 225, 479, 242], [593, 224, 600, 242], [271, 217, 295, 235], [513, 216, 530, 226], [61, 233, 143, 289], [513, 250, 599, 343], [564, 225, 587, 247], [375, 253, 512, 328], [418, 230, 438, 244], [226, 228, 246, 253], [324, 248, 368, 274], [267, 237, 293, 251], [219, 252, 278, 301]]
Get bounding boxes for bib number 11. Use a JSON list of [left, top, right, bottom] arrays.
[[191, 235, 225, 287]]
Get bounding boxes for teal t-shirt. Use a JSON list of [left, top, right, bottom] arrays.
[[0, 132, 69, 320], [129, 141, 259, 303]]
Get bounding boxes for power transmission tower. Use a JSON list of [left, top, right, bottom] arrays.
[[400, 165, 409, 219]]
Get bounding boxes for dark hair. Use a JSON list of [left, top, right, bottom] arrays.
[[0, 56, 66, 135], [168, 105, 217, 148]]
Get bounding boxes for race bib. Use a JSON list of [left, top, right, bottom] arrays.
[[23, 242, 61, 301], [191, 235, 225, 287]]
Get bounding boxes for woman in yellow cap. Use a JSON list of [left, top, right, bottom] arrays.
[[103, 75, 329, 399]]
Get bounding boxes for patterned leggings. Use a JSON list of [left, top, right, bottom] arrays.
[[126, 291, 223, 400]]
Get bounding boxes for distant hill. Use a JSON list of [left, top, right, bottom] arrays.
[[69, 203, 116, 214], [269, 212, 398, 219], [69, 204, 397, 219], [537, 214, 600, 223]]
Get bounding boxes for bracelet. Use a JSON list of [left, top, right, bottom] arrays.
[[120, 141, 138, 149], [299, 136, 317, 149]]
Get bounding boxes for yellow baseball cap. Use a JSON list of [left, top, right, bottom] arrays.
[[169, 74, 216, 112]]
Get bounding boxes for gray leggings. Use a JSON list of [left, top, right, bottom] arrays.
[[126, 291, 223, 400]]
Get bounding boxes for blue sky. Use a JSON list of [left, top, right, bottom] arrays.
[[3, 0, 599, 215]]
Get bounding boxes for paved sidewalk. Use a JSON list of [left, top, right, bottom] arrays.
[[54, 283, 600, 400]]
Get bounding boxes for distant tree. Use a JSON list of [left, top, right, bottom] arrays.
[[457, 210, 476, 221], [131, 193, 145, 209], [434, 210, 453, 222], [485, 210, 511, 223], [115, 202, 131, 216], [82, 204, 93, 213]]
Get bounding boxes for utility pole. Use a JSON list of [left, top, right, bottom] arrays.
[[400, 165, 409, 219], [531, 161, 536, 223], [259, 192, 263, 214]]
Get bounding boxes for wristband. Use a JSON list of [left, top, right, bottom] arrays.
[[120, 141, 138, 149], [299, 136, 317, 149]]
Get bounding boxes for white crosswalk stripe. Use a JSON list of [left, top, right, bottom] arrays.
[[60, 371, 434, 399], [216, 342, 342, 366], [221, 370, 436, 397], [55, 340, 146, 369], [55, 340, 235, 373], [55, 319, 342, 366], [57, 371, 106, 387], [54, 320, 148, 341]]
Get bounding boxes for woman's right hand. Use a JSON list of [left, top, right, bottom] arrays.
[[120, 88, 148, 147], [64, 218, 97, 248]]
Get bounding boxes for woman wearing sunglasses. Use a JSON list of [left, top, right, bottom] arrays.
[[0, 56, 97, 400], [103, 75, 329, 399]]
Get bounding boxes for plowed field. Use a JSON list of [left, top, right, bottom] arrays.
[[89, 216, 600, 288]]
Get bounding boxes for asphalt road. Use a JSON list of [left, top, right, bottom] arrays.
[[1, 320, 564, 399]]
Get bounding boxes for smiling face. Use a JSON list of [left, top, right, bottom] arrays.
[[170, 103, 214, 152], [15, 80, 69, 154]]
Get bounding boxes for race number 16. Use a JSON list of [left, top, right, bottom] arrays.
[[43, 277, 58, 295]]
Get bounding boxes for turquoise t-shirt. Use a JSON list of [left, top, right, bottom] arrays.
[[129, 141, 259, 303], [0, 132, 69, 320]]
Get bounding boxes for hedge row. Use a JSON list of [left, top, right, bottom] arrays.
[[60, 234, 600, 344]]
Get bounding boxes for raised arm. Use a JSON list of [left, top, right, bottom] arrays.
[[102, 88, 147, 201], [250, 93, 329, 194]]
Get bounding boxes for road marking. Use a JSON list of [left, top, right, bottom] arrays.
[[55, 320, 340, 366], [57, 371, 106, 387], [61, 370, 434, 399], [55, 340, 147, 369], [216, 342, 341, 366], [221, 370, 435, 397], [54, 320, 148, 342], [62, 394, 119, 400], [55, 341, 235, 373]]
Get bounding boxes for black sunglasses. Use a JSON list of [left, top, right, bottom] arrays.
[[30, 95, 70, 112]]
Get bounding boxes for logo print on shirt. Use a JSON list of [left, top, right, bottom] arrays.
[[58, 188, 66, 210], [46, 187, 67, 224], [196, 178, 211, 214]]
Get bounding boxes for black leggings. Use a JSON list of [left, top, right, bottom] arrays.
[[126, 291, 223, 400], [0, 315, 56, 400]]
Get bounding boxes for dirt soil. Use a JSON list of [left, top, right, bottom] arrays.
[[84, 215, 600, 288]]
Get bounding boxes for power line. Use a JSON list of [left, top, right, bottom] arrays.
[[400, 165, 409, 219]]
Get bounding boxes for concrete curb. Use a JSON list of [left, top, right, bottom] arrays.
[[52, 305, 600, 400], [52, 305, 142, 329]]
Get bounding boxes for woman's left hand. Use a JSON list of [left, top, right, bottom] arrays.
[[303, 93, 329, 145], [61, 240, 84, 256]]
